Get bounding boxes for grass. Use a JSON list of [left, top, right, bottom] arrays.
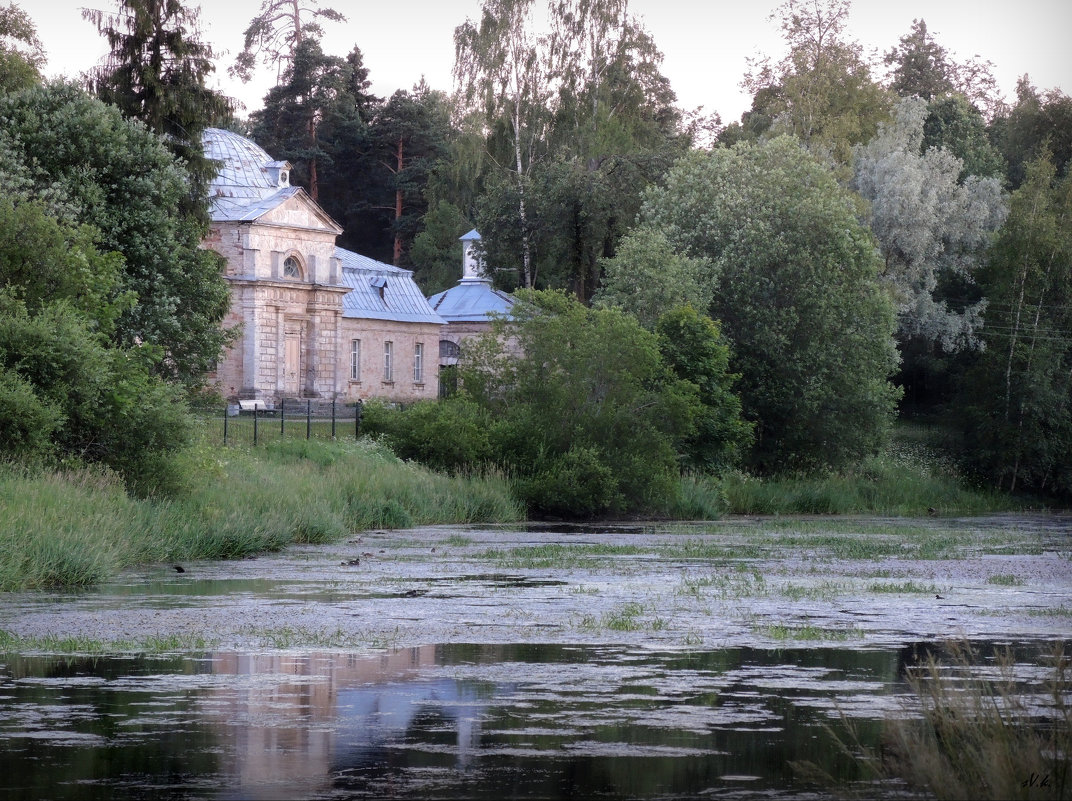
[[0, 417, 1040, 593], [0, 629, 216, 654], [987, 574, 1026, 586], [477, 543, 650, 570], [793, 643, 1072, 800], [236, 625, 402, 650], [868, 581, 941, 594], [677, 569, 767, 600], [760, 622, 865, 641], [722, 422, 1024, 517], [0, 428, 523, 591]]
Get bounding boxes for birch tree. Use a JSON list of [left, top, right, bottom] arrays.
[[961, 155, 1072, 497], [453, 0, 553, 287]]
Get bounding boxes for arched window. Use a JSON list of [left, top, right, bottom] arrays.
[[283, 255, 301, 279]]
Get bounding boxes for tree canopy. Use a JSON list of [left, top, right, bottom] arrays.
[[231, 0, 345, 83], [638, 136, 902, 471], [737, 0, 892, 165], [960, 154, 1072, 497], [852, 97, 1007, 352], [83, 0, 234, 209], [0, 82, 233, 384]]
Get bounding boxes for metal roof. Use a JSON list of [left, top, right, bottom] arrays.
[[203, 127, 293, 221], [336, 248, 445, 325], [427, 277, 515, 323]]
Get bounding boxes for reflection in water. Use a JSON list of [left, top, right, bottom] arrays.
[[0, 640, 1064, 799]]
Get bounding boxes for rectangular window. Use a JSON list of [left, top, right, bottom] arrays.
[[350, 339, 360, 381], [413, 343, 424, 383], [383, 340, 393, 382]]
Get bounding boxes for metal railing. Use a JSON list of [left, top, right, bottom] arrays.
[[216, 399, 364, 446]]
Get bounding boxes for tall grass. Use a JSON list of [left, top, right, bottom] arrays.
[[886, 643, 1070, 800], [0, 433, 523, 591], [722, 423, 1020, 516], [795, 642, 1072, 800]]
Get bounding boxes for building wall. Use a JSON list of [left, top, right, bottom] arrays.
[[339, 318, 441, 403], [205, 200, 441, 404], [206, 215, 348, 402]]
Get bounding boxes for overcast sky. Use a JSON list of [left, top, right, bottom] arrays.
[[25, 0, 1072, 124]]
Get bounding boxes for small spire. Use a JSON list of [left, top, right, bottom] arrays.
[[460, 229, 486, 281]]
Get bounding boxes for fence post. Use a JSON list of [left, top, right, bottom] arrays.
[[306, 399, 311, 440], [331, 399, 336, 439], [253, 404, 259, 446], [223, 405, 228, 446], [281, 397, 285, 437], [355, 399, 363, 440]]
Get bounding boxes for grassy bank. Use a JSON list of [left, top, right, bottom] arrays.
[[0, 434, 523, 591], [0, 421, 1034, 592], [716, 422, 1024, 516]]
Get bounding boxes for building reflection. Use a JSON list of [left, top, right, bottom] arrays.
[[206, 647, 483, 798]]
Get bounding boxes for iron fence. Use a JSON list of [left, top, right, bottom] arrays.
[[205, 399, 364, 446]]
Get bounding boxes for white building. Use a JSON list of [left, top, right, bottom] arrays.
[[201, 128, 444, 405]]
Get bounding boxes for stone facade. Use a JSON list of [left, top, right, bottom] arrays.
[[202, 128, 444, 405]]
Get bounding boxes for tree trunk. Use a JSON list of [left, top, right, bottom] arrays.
[[393, 137, 404, 265], [513, 101, 532, 287]]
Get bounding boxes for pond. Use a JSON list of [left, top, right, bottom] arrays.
[[1, 516, 1069, 799]]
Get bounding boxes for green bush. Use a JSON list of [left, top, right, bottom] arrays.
[[361, 397, 494, 474], [516, 446, 623, 518]]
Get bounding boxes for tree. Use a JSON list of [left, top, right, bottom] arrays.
[[852, 98, 1007, 352], [461, 290, 698, 516], [0, 82, 232, 384], [410, 200, 469, 293], [0, 199, 189, 494], [452, 0, 688, 295], [454, 0, 554, 287], [250, 39, 374, 205], [922, 94, 1004, 181], [959, 155, 1072, 498], [370, 84, 451, 265], [639, 137, 901, 472], [83, 0, 234, 209], [990, 78, 1072, 190], [654, 306, 753, 472], [0, 2, 43, 93], [741, 0, 892, 165], [883, 19, 955, 101], [593, 226, 712, 329], [548, 0, 684, 159], [231, 0, 345, 83]]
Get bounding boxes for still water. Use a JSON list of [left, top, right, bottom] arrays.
[[0, 639, 1061, 800]]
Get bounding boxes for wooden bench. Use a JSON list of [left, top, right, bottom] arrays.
[[237, 399, 275, 415]]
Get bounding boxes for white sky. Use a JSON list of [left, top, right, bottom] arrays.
[[24, 0, 1072, 125]]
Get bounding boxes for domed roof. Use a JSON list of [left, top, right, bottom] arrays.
[[203, 127, 294, 221]]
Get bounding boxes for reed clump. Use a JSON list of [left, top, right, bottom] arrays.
[[0, 433, 523, 591], [796, 642, 1071, 800], [883, 642, 1071, 800]]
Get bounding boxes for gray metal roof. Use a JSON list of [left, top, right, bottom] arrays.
[[203, 127, 293, 221], [336, 248, 445, 325], [427, 277, 515, 323]]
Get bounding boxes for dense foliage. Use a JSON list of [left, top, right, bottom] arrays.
[[639, 137, 902, 472], [82, 0, 234, 210], [959, 155, 1072, 497], [0, 82, 233, 384], [0, 199, 189, 494], [365, 291, 749, 517]]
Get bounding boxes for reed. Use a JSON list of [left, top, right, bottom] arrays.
[[883, 642, 1071, 800], [0, 433, 523, 591], [723, 423, 1020, 516]]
